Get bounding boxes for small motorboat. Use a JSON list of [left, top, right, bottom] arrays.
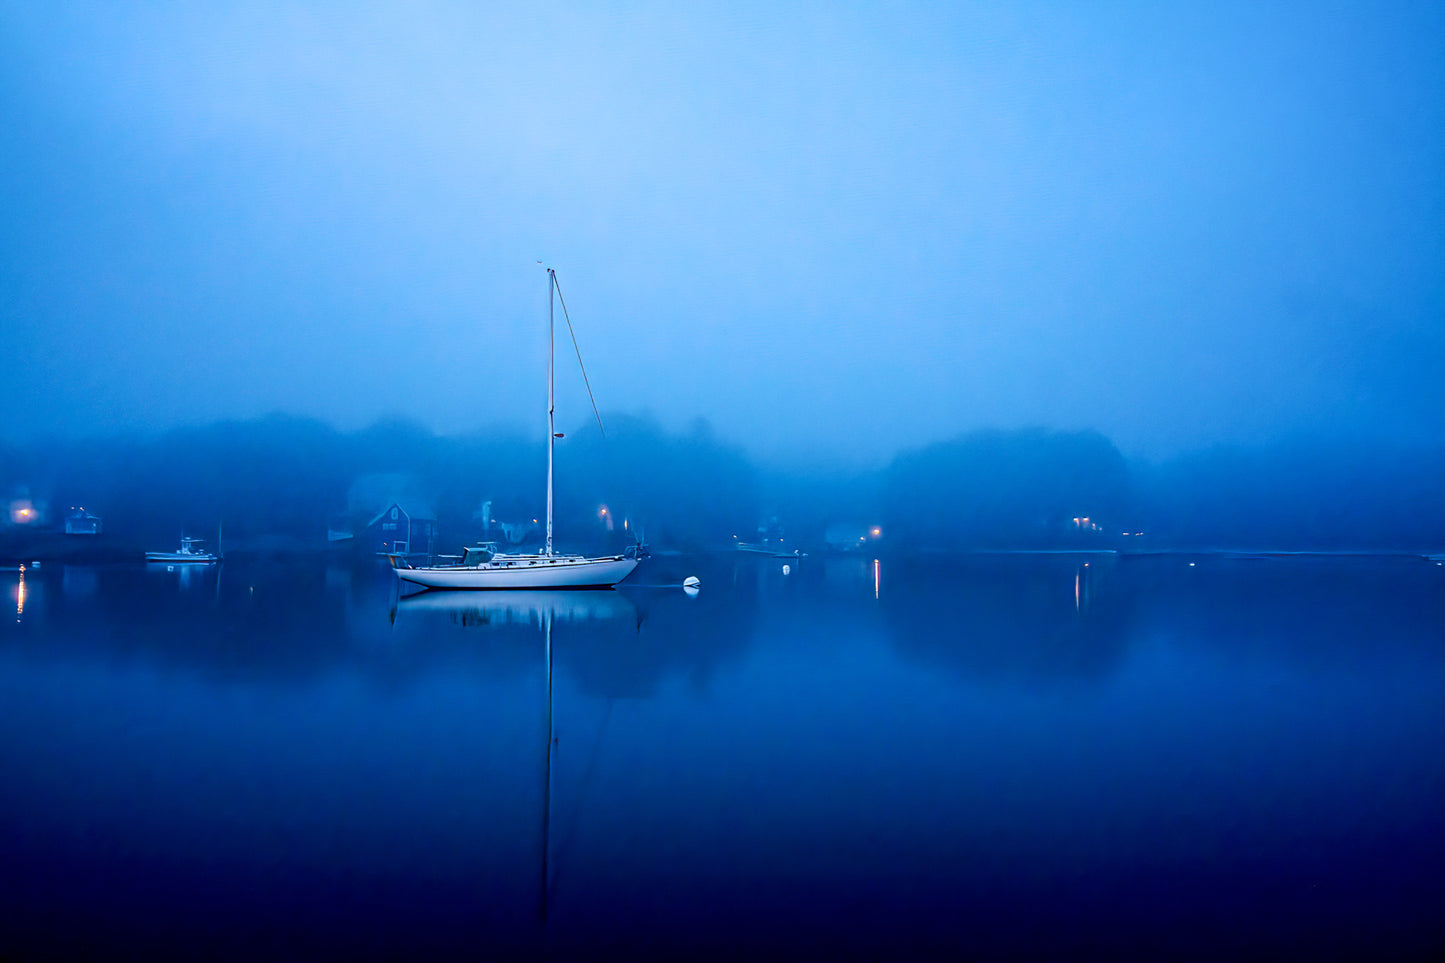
[[145, 536, 219, 564]]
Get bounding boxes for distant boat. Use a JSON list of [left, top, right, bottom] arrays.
[[145, 536, 218, 564], [734, 534, 806, 559], [390, 268, 640, 591], [735, 541, 805, 558]]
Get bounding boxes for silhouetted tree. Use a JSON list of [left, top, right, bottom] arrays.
[[882, 428, 1132, 549], [554, 412, 761, 550]]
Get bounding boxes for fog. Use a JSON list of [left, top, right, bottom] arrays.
[[3, 1, 1442, 468], [3, 414, 1441, 555]]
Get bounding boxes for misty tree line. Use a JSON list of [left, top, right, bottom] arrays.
[[810, 430, 1444, 551], [0, 413, 761, 551], [2, 414, 1443, 551]]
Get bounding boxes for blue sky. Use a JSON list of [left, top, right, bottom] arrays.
[[2, 1, 1441, 465]]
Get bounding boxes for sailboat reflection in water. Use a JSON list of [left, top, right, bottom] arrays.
[[392, 589, 638, 627], [390, 588, 639, 924]]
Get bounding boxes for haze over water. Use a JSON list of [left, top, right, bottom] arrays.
[[3, 553, 1443, 956], [3, 1, 1442, 464], [3, 3, 1443, 955]]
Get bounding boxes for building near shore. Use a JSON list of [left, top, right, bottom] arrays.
[[64, 508, 103, 536], [363, 500, 436, 560]]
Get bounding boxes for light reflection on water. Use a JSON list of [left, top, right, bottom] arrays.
[[145, 559, 218, 591], [0, 554, 1443, 957]]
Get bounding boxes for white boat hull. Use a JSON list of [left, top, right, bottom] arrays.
[[393, 555, 638, 590]]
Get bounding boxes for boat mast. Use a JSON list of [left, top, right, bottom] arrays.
[[540, 608, 553, 922], [545, 268, 555, 557]]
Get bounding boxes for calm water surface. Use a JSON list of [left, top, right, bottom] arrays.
[[2, 554, 1443, 958]]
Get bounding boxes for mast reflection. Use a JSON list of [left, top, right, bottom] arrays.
[[391, 587, 640, 928]]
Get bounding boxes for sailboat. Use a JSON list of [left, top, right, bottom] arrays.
[[389, 269, 641, 591]]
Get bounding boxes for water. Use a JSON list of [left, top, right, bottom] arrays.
[[2, 554, 1443, 958]]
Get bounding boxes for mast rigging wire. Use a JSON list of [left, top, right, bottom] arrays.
[[550, 274, 607, 440]]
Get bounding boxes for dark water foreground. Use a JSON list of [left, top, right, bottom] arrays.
[[2, 554, 1443, 958]]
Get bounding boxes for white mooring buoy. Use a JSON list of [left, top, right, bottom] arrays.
[[683, 576, 701, 589]]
